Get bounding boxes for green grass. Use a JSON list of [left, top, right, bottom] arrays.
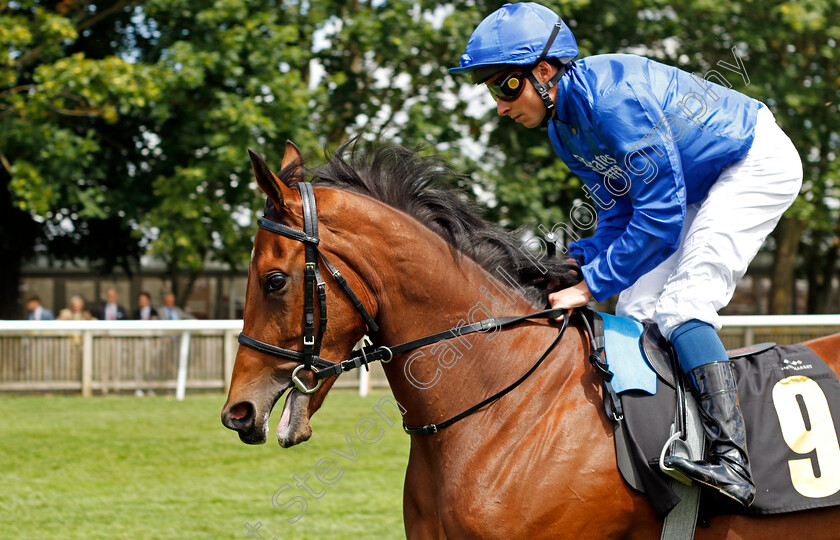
[[0, 390, 409, 539]]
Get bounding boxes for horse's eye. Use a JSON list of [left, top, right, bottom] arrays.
[[265, 273, 287, 293]]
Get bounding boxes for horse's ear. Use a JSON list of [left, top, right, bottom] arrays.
[[249, 148, 286, 207], [279, 140, 304, 181]]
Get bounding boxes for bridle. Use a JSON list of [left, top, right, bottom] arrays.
[[237, 180, 608, 436], [238, 181, 380, 394]]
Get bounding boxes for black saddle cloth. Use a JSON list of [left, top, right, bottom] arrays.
[[620, 341, 840, 518]]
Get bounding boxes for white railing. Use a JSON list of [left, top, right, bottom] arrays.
[[721, 315, 840, 326], [718, 314, 840, 350], [0, 320, 243, 400], [1, 315, 838, 398]]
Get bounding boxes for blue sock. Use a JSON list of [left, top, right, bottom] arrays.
[[670, 319, 729, 373]]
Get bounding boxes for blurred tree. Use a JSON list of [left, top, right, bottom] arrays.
[[0, 0, 489, 314], [633, 0, 840, 313], [1, 0, 835, 317], [1, 0, 156, 317], [133, 0, 321, 304]]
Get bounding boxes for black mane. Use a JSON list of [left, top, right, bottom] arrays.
[[300, 139, 582, 307]]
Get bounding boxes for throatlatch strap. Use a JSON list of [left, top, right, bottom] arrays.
[[319, 250, 378, 332]]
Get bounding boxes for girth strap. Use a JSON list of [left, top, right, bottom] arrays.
[[578, 309, 623, 421]]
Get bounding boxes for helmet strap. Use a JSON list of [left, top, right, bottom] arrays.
[[527, 19, 568, 127], [527, 64, 566, 127]]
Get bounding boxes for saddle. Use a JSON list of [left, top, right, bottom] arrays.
[[580, 310, 840, 519]]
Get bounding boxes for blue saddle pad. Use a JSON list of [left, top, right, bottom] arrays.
[[599, 312, 657, 395]]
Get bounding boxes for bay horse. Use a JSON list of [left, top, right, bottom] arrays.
[[221, 140, 840, 539]]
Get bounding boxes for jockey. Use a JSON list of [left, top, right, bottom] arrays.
[[450, 2, 803, 507]]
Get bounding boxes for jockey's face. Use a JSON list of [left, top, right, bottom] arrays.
[[489, 61, 558, 129]]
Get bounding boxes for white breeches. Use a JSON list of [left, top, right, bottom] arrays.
[[616, 106, 803, 339]]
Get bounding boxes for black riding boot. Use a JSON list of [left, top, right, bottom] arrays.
[[662, 361, 756, 506]]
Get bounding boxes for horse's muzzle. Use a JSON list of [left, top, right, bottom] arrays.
[[221, 400, 267, 444]]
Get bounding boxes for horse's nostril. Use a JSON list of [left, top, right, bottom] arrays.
[[230, 402, 253, 421], [223, 401, 256, 433]]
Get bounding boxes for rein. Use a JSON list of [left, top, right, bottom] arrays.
[[402, 314, 569, 435], [237, 181, 573, 435]]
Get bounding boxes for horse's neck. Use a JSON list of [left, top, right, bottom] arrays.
[[366, 232, 574, 433], [323, 190, 540, 346], [320, 191, 583, 434]]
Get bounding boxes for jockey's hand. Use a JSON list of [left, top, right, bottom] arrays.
[[545, 257, 582, 294], [548, 280, 593, 321]]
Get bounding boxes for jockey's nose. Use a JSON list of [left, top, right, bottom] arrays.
[[496, 98, 511, 116]]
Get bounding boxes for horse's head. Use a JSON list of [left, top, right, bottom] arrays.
[[221, 142, 377, 447], [221, 139, 586, 447]]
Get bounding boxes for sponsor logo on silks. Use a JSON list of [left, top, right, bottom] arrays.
[[782, 358, 813, 371]]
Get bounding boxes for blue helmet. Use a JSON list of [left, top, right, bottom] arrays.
[[449, 2, 578, 83]]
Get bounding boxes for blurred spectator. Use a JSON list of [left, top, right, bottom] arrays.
[[57, 296, 96, 320], [95, 287, 127, 321], [25, 296, 55, 320], [132, 291, 159, 397], [133, 292, 159, 320], [158, 293, 195, 320]]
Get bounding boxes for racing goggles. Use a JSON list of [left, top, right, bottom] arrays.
[[487, 71, 527, 102]]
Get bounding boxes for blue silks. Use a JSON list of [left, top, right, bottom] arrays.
[[547, 54, 760, 301]]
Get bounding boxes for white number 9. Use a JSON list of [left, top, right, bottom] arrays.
[[772, 375, 840, 498]]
